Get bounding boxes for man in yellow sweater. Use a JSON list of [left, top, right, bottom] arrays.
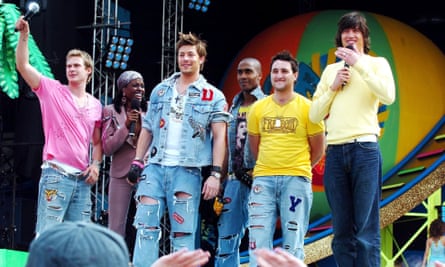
[[247, 50, 325, 266], [309, 11, 396, 267]]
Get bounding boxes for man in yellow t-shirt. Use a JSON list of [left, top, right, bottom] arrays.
[[247, 51, 325, 266]]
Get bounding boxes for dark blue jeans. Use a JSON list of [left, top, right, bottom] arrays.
[[324, 141, 382, 267]]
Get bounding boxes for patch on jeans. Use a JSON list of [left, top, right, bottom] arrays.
[[289, 195, 302, 212], [252, 184, 262, 194], [45, 189, 57, 201], [172, 212, 185, 224]]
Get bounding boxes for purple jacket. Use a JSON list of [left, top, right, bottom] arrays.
[[102, 104, 145, 179]]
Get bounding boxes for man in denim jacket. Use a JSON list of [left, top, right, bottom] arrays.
[[216, 58, 265, 266], [129, 32, 230, 267]]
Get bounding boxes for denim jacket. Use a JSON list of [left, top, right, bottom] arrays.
[[227, 86, 265, 173], [143, 72, 231, 167]]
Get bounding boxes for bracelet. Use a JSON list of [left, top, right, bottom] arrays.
[[134, 158, 144, 163], [91, 160, 102, 168], [132, 160, 144, 168], [210, 165, 222, 173]]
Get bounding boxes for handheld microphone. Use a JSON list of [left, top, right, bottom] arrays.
[[343, 45, 354, 68], [15, 2, 40, 32], [343, 45, 354, 86], [129, 99, 141, 137], [23, 2, 40, 21]]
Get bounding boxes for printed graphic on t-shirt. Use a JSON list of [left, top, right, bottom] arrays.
[[232, 111, 247, 170], [262, 117, 297, 133], [170, 94, 186, 122]]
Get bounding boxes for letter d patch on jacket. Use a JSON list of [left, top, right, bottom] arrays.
[[201, 88, 214, 101]]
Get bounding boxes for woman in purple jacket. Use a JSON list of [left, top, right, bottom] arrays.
[[102, 71, 147, 243]]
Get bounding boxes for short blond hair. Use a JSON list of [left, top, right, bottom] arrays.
[[66, 49, 93, 83]]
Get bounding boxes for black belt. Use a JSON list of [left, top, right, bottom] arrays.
[[229, 169, 253, 188]]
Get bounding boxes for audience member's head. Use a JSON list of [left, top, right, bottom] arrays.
[[429, 218, 444, 238], [25, 221, 130, 267]]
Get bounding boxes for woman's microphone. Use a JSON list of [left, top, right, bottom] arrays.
[[129, 99, 141, 137]]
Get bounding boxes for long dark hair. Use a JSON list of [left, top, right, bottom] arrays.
[[429, 218, 444, 238], [335, 11, 371, 54]]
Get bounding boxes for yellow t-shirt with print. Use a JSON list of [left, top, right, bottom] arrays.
[[247, 94, 325, 179]]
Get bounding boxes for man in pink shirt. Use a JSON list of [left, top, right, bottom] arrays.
[[15, 16, 103, 237]]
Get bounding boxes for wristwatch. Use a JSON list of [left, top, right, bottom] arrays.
[[211, 171, 222, 179]]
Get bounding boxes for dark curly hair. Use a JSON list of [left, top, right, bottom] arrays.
[[270, 50, 299, 73]]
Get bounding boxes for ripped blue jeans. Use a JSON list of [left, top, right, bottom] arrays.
[[132, 164, 202, 267], [215, 177, 250, 267], [248, 175, 312, 267], [36, 166, 91, 236]]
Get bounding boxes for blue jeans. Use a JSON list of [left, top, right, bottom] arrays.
[[132, 164, 202, 267], [215, 176, 250, 267], [36, 167, 91, 236], [248, 175, 312, 267], [324, 142, 382, 267]]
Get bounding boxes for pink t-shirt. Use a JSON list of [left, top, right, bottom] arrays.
[[34, 77, 102, 170]]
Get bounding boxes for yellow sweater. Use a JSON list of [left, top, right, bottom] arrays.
[[309, 55, 396, 145]]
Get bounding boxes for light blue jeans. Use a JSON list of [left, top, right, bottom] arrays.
[[215, 176, 250, 267], [132, 164, 202, 267], [36, 167, 91, 236], [324, 141, 382, 267], [248, 175, 312, 267]]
